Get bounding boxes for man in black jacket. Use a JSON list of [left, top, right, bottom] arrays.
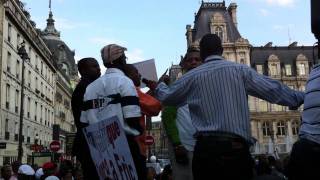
[[71, 57, 101, 180]]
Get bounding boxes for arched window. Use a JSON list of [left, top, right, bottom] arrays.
[[277, 121, 287, 136], [215, 26, 223, 41], [292, 121, 299, 135], [262, 121, 271, 136]]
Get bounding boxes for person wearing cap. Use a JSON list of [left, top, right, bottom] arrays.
[[35, 168, 43, 180], [41, 162, 57, 180], [80, 44, 144, 179], [71, 57, 100, 180], [17, 164, 35, 180]]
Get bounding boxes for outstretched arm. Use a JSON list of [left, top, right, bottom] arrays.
[[243, 66, 304, 108]]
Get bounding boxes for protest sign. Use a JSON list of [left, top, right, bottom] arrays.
[[133, 59, 158, 88], [83, 116, 138, 180]]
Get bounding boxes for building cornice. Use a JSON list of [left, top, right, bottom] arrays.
[[4, 0, 56, 72]]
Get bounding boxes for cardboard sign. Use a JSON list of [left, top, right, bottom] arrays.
[[83, 116, 138, 180], [133, 59, 158, 88]]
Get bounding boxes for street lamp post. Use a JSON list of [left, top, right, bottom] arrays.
[[17, 42, 29, 162]]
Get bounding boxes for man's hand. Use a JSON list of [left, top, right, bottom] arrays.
[[159, 75, 170, 85], [174, 145, 189, 165], [144, 80, 158, 91]]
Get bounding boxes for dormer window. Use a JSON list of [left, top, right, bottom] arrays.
[[298, 63, 306, 75], [62, 63, 69, 76], [214, 26, 223, 41], [285, 64, 292, 76], [256, 65, 263, 74], [267, 54, 280, 76], [270, 63, 278, 76]]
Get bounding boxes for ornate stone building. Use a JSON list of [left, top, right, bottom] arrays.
[[249, 43, 315, 156], [165, 1, 316, 157], [149, 121, 169, 159], [41, 9, 78, 153], [0, 0, 56, 164], [186, 1, 250, 65]]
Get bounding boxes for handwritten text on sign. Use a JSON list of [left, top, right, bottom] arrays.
[[83, 116, 138, 180]]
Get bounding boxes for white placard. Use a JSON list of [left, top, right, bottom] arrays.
[[133, 59, 158, 88], [83, 116, 138, 180]]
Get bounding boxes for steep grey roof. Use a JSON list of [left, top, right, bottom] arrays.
[[41, 11, 60, 40], [41, 10, 77, 80], [192, 2, 241, 43], [43, 38, 77, 76], [251, 46, 317, 75]]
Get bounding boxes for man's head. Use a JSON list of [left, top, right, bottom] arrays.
[[77, 58, 101, 80], [199, 34, 223, 61], [181, 46, 202, 72], [1, 164, 12, 180], [124, 64, 141, 87], [101, 44, 127, 69]]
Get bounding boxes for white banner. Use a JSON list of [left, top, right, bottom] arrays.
[[83, 116, 138, 180]]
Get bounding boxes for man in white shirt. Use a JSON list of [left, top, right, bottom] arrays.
[[80, 44, 145, 179], [162, 46, 202, 180]]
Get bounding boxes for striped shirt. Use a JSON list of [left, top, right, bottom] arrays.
[[300, 64, 320, 144], [155, 55, 304, 143], [80, 68, 141, 136]]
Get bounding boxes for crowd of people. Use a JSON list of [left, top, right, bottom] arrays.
[[2, 33, 319, 180], [0, 160, 82, 180], [69, 34, 320, 179]]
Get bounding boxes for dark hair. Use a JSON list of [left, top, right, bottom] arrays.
[[123, 64, 136, 76], [77, 57, 97, 76], [181, 46, 200, 65], [104, 54, 126, 68], [199, 33, 223, 60]]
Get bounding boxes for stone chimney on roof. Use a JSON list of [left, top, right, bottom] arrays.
[[289, 41, 298, 47], [186, 25, 193, 47], [264, 42, 273, 47], [228, 3, 238, 28]]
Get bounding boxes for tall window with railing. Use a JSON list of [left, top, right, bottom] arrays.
[[6, 84, 10, 109], [292, 121, 300, 135], [277, 121, 287, 136], [262, 121, 271, 136], [7, 52, 11, 73]]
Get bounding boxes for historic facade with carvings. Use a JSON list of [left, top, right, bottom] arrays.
[[167, 1, 316, 157], [249, 44, 314, 156], [0, 0, 56, 164], [186, 1, 250, 65], [41, 9, 78, 152]]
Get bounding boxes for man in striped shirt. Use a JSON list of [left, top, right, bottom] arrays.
[[154, 34, 304, 180]]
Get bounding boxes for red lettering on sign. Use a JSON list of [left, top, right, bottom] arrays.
[[106, 122, 121, 148]]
